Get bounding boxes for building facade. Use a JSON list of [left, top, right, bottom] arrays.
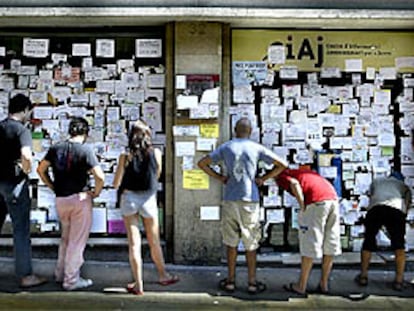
[[0, 1, 413, 264]]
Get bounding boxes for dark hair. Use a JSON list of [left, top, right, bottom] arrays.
[[68, 117, 89, 137], [9, 94, 33, 114], [390, 170, 405, 182], [128, 119, 152, 156]]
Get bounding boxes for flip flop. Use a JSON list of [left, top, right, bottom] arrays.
[[158, 274, 179, 286], [354, 274, 368, 286], [247, 281, 267, 295], [126, 282, 144, 295], [126, 286, 144, 296], [218, 278, 236, 293], [283, 283, 307, 298], [310, 284, 329, 295], [392, 281, 404, 292]]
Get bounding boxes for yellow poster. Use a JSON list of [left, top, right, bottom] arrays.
[[183, 169, 210, 190], [200, 124, 219, 138], [232, 30, 414, 72]]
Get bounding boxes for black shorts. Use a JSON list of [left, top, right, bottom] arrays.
[[362, 205, 406, 251]]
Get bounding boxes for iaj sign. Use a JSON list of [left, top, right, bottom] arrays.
[[232, 30, 414, 72], [267, 35, 324, 68]]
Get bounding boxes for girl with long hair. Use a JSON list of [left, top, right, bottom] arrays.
[[113, 119, 178, 295]]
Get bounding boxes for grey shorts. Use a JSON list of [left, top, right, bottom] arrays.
[[119, 190, 158, 219]]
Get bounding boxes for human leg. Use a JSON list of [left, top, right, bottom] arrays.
[[237, 202, 263, 293], [245, 249, 256, 285], [222, 245, 235, 282], [0, 194, 7, 233], [123, 213, 144, 293], [215, 245, 238, 293], [282, 255, 313, 296], [245, 248, 266, 294], [298, 256, 313, 293], [220, 201, 242, 288], [54, 202, 70, 282], [383, 207, 407, 286], [5, 182, 33, 278], [394, 249, 406, 285], [61, 193, 93, 290], [0, 181, 46, 287], [358, 207, 382, 283], [320, 255, 334, 292], [142, 215, 177, 284], [138, 193, 178, 285], [293, 203, 325, 293], [357, 250, 372, 285], [320, 201, 341, 291], [142, 215, 165, 277]]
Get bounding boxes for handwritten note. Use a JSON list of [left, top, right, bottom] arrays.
[[183, 169, 209, 190]]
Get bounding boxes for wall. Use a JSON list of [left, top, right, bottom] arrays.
[[173, 22, 230, 264]]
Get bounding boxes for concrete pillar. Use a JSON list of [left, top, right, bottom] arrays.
[[173, 22, 230, 264]]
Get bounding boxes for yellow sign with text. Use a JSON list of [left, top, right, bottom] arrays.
[[183, 169, 210, 190], [232, 30, 414, 72], [200, 124, 219, 138]]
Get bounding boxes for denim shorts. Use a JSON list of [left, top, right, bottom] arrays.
[[119, 190, 158, 219]]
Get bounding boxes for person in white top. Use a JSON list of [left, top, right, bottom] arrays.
[[355, 171, 411, 291]]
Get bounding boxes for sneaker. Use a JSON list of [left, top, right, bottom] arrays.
[[64, 277, 93, 291]]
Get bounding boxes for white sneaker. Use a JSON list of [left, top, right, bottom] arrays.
[[64, 277, 93, 291]]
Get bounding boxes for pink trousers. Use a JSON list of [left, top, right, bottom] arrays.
[[54, 193, 92, 289]]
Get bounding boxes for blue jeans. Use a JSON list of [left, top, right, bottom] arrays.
[[0, 180, 32, 279]]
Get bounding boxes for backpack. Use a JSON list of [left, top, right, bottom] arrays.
[[121, 151, 155, 191]]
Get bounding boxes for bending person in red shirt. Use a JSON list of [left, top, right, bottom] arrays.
[[275, 168, 341, 296]]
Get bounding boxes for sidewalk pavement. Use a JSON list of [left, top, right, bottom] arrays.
[[0, 256, 414, 310]]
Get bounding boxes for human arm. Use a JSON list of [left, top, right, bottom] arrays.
[[289, 178, 306, 211], [19, 126, 33, 174], [36, 159, 54, 191], [89, 165, 105, 198], [197, 155, 228, 184], [20, 146, 33, 175], [154, 148, 162, 179], [256, 157, 288, 186], [112, 153, 127, 189], [404, 186, 412, 212]]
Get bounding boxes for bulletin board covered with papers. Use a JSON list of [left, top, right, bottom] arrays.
[[232, 29, 414, 252], [0, 28, 166, 238]]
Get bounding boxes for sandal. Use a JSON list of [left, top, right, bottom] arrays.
[[158, 274, 179, 286], [311, 284, 329, 295], [126, 283, 144, 296], [218, 278, 235, 293], [283, 283, 307, 297], [392, 281, 403, 292], [354, 274, 368, 286], [248, 281, 267, 295]]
